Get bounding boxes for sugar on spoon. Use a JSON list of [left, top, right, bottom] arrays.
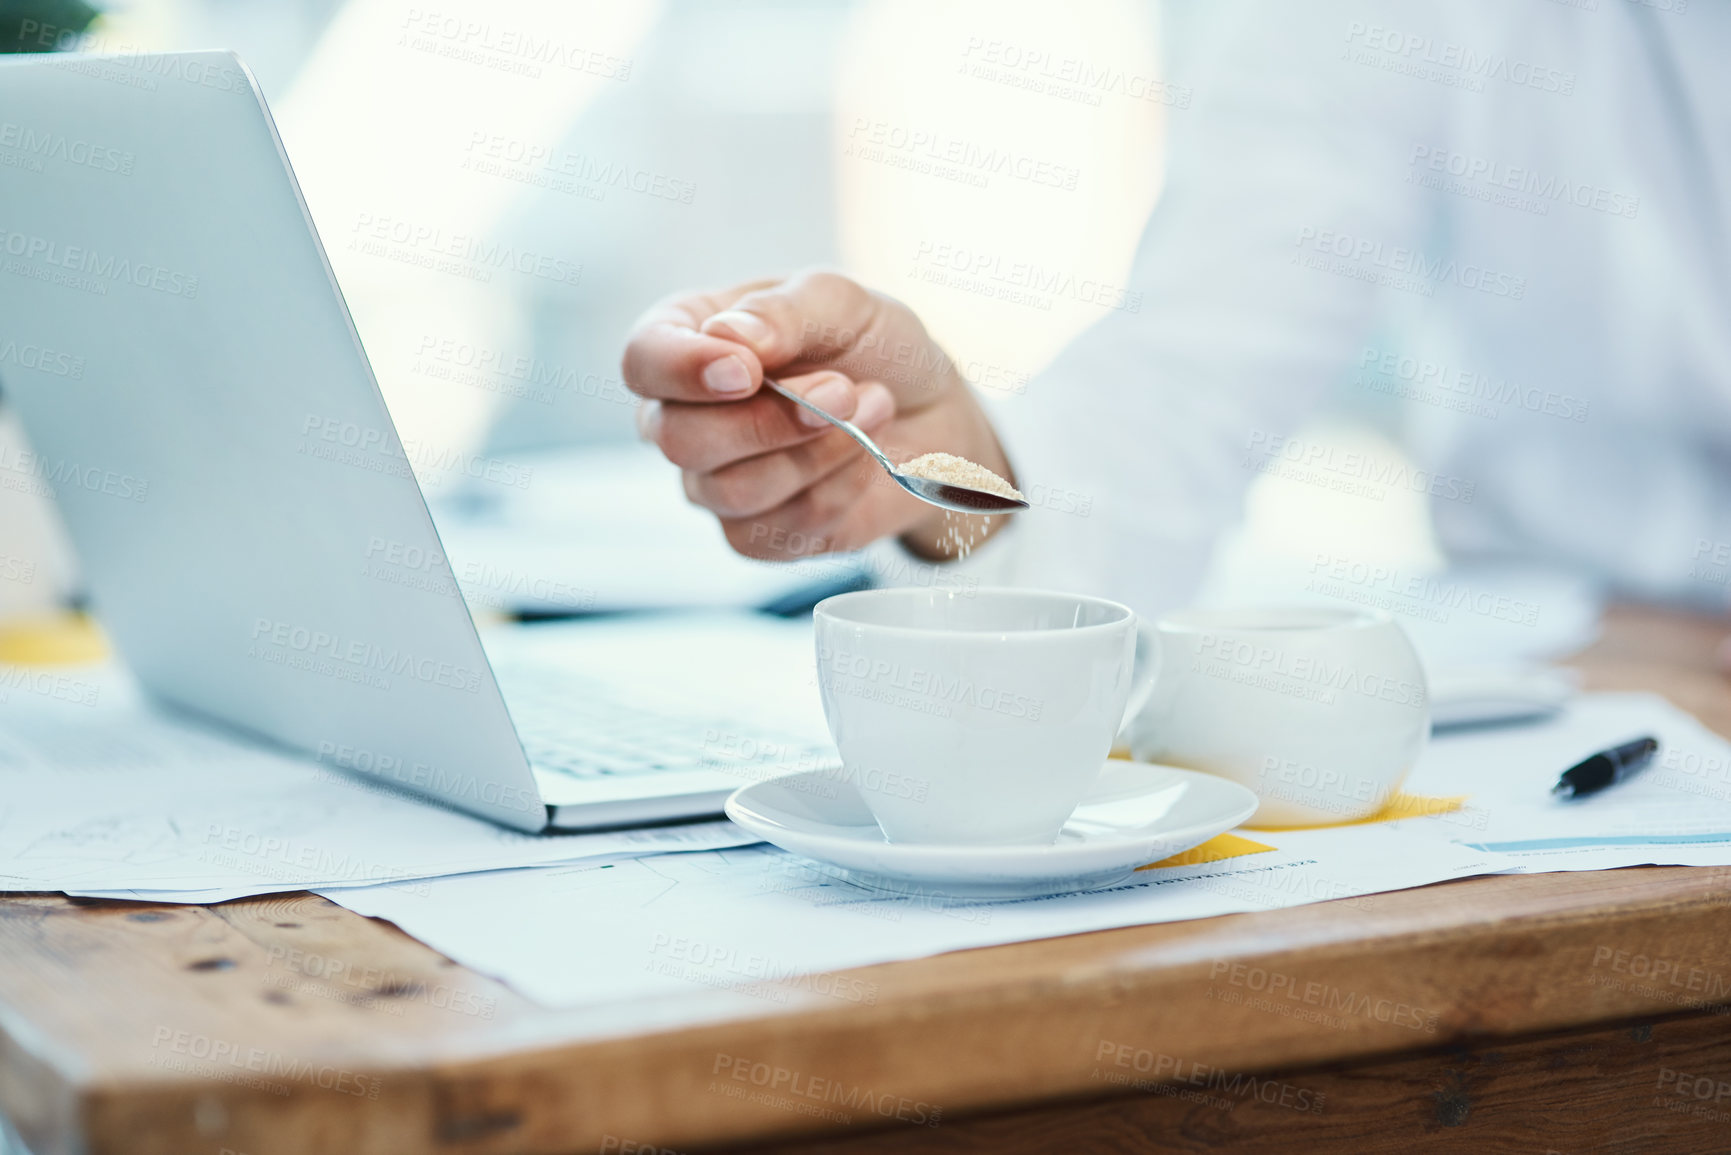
[[764, 378, 1029, 514]]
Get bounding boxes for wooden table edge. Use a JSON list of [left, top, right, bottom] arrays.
[[0, 859, 1716, 1155]]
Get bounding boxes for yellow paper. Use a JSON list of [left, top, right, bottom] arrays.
[[1135, 793, 1468, 871], [1247, 791, 1468, 832], [1139, 832, 1277, 870], [0, 613, 108, 666]]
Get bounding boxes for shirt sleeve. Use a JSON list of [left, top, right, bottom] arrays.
[[971, 0, 1457, 615]]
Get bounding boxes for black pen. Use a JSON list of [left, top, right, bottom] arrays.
[[1550, 736, 1659, 799]]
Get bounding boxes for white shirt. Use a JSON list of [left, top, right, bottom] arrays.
[[957, 0, 1731, 617]]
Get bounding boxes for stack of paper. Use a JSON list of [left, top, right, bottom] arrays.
[[326, 827, 1502, 1008], [0, 675, 755, 902], [322, 692, 1731, 1008]]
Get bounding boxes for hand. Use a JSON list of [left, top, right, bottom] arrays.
[[621, 269, 1013, 561]]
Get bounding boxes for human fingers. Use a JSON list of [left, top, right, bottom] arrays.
[[643, 371, 892, 474], [620, 279, 779, 402]]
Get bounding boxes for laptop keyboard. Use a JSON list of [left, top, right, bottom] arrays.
[[500, 668, 836, 781]]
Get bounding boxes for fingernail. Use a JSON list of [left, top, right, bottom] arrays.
[[853, 383, 894, 430], [635, 400, 662, 442], [797, 379, 854, 428], [703, 310, 772, 348], [701, 355, 753, 395]]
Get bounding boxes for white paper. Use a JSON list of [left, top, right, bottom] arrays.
[[324, 827, 1500, 1008], [1398, 692, 1731, 870], [322, 692, 1731, 1008], [0, 672, 757, 897]]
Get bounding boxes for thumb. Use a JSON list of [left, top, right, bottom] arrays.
[[699, 304, 785, 362], [698, 271, 960, 413], [697, 271, 881, 373]]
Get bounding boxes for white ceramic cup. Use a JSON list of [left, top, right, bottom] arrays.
[[812, 587, 1159, 845], [1128, 607, 1429, 826]]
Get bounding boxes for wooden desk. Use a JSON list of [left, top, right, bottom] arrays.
[[3, 607, 1730, 1155]]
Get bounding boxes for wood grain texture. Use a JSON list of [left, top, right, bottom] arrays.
[[0, 607, 1728, 1155], [729, 1011, 1731, 1154]]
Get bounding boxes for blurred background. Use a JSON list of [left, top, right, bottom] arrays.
[[0, 0, 1580, 659]]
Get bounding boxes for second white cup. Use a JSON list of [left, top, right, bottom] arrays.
[[1128, 607, 1429, 826]]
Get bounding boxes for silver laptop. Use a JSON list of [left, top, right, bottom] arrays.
[[0, 50, 836, 832]]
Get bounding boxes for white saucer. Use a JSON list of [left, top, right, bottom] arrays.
[[723, 761, 1260, 901]]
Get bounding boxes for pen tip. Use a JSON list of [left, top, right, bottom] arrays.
[[1550, 782, 1572, 799]]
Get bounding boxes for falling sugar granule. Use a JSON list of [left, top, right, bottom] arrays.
[[895, 452, 1019, 561], [937, 511, 998, 560], [898, 452, 1025, 501]]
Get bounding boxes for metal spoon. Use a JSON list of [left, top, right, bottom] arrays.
[[764, 378, 1029, 514]]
